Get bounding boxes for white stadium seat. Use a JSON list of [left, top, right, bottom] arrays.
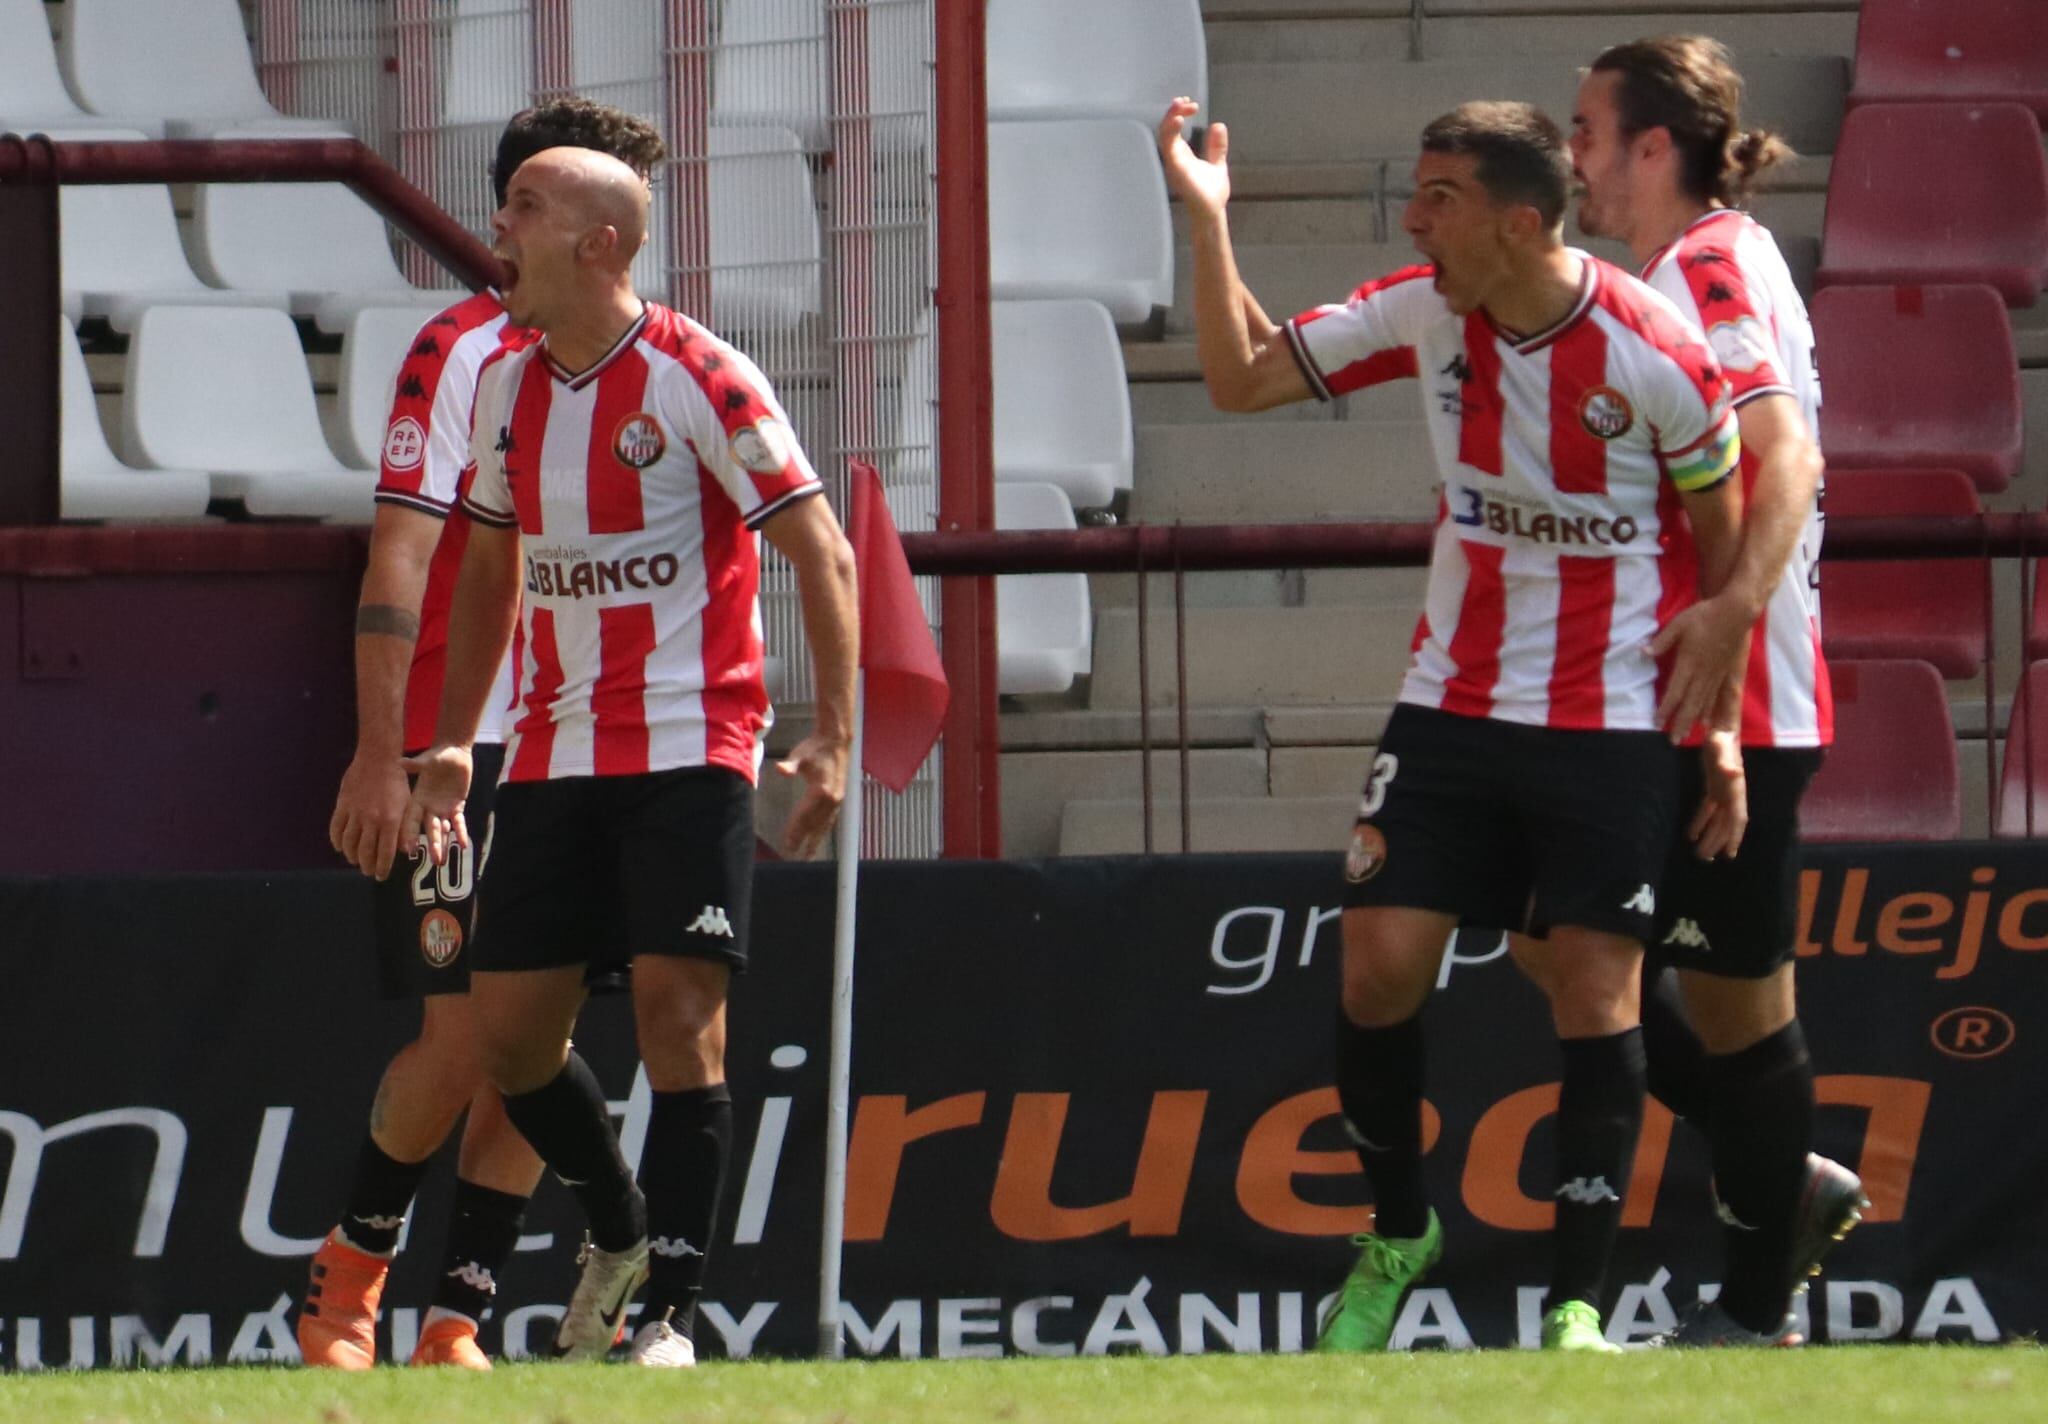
[[58, 322, 211, 521], [190, 127, 452, 334], [0, 0, 131, 134], [336, 308, 439, 472], [60, 0, 342, 138], [993, 300, 1134, 509], [711, 0, 927, 151], [987, 0, 1208, 127], [995, 482, 1092, 696], [633, 126, 823, 330], [38, 127, 291, 334], [988, 120, 1172, 325], [123, 306, 373, 522]]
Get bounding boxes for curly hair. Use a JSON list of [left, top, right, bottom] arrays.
[[492, 98, 668, 206]]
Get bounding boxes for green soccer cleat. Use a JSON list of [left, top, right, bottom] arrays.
[[1314, 1210, 1444, 1353], [1541, 1299, 1622, 1353]]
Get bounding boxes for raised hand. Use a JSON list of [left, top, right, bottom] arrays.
[[1158, 96, 1231, 217]]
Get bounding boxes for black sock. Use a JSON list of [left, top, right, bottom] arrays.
[[338, 1137, 429, 1255], [1335, 1014, 1430, 1240], [1704, 1021, 1814, 1332], [1548, 1028, 1646, 1312], [1640, 967, 1711, 1126], [429, 1180, 529, 1324], [500, 1052, 646, 1252], [638, 1083, 733, 1339]]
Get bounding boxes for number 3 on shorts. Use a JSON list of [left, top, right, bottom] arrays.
[[1358, 752, 1400, 818]]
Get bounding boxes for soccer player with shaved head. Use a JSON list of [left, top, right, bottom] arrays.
[[1161, 95, 1752, 1351], [304, 99, 666, 1372], [404, 145, 859, 1368]]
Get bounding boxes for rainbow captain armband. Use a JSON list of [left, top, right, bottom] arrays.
[[1664, 415, 1741, 492]]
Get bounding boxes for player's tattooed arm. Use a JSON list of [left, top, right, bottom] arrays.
[[357, 604, 421, 641]]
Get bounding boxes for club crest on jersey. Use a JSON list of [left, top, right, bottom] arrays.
[[420, 908, 463, 968], [731, 417, 795, 475], [612, 413, 667, 470], [1344, 822, 1388, 884], [382, 416, 426, 471], [1577, 385, 1635, 440]]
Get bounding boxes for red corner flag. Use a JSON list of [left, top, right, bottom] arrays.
[[847, 461, 949, 792]]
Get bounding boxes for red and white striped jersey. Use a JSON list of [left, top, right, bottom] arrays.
[[1642, 208, 1832, 748], [461, 303, 824, 784], [1285, 254, 1740, 731], [372, 290, 529, 751]]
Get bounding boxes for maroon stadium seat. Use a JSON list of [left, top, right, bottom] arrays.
[[1996, 662, 2048, 836], [2030, 562, 2048, 664], [1810, 284, 2023, 493], [1821, 469, 1987, 677], [1817, 102, 2048, 305], [1803, 659, 1960, 842], [1849, 0, 2048, 120]]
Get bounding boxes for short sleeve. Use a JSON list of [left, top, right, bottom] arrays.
[[1282, 265, 1438, 401], [375, 308, 496, 516], [1647, 338, 1742, 493], [1648, 240, 1792, 408], [665, 341, 824, 529]]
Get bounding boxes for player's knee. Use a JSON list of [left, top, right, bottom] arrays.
[[1338, 954, 1429, 1027]]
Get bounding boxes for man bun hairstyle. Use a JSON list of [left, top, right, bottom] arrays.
[[1590, 35, 1794, 208], [493, 98, 668, 206], [1419, 100, 1572, 228]]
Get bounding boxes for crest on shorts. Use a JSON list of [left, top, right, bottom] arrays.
[[612, 413, 667, 469], [420, 908, 464, 968], [1577, 385, 1635, 440], [730, 416, 795, 475], [382, 416, 427, 471], [1344, 823, 1388, 884]]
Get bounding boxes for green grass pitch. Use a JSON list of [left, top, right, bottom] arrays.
[[3, 1349, 2046, 1424]]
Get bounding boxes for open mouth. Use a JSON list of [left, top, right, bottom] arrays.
[[496, 255, 521, 293]]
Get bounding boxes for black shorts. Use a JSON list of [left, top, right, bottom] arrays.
[[473, 765, 756, 975], [373, 743, 505, 999], [1341, 704, 1681, 944], [1651, 746, 1824, 978]]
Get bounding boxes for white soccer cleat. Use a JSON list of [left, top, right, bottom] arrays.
[[627, 1311, 698, 1368], [551, 1233, 650, 1361]]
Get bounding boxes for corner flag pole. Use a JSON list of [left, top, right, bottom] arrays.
[[817, 670, 864, 1359]]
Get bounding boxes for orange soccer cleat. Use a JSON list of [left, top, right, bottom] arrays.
[[410, 1312, 491, 1370], [297, 1234, 389, 1370]]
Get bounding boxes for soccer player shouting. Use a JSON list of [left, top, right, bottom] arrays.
[[1555, 35, 1865, 1345], [1160, 97, 1748, 1351], [305, 101, 666, 1371], [405, 147, 857, 1368]]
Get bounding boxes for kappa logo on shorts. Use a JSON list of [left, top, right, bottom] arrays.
[[687, 905, 736, 939], [419, 908, 464, 967], [1344, 823, 1388, 884], [1663, 917, 1709, 951], [1556, 1175, 1621, 1205], [1622, 884, 1657, 915]]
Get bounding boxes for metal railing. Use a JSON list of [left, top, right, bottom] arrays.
[[901, 514, 2044, 850]]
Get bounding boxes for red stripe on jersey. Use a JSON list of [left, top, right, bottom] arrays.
[[377, 291, 508, 501], [1440, 541, 1506, 718], [1325, 346, 1419, 398], [1548, 320, 1611, 495], [1811, 620, 1835, 744], [642, 305, 813, 508], [1653, 478, 1694, 715], [584, 346, 652, 534], [1549, 555, 1614, 727], [1458, 317, 1505, 476], [1671, 224, 1787, 402], [509, 606, 564, 781], [591, 602, 657, 775], [506, 357, 556, 536], [1734, 453, 1777, 742], [696, 461, 768, 778]]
